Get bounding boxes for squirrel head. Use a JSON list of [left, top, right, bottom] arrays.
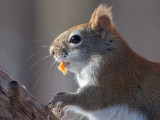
[[49, 4, 120, 73]]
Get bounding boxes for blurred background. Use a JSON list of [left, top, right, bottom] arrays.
[[0, 0, 160, 119]]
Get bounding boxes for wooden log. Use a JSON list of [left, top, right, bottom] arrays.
[[0, 67, 59, 120]]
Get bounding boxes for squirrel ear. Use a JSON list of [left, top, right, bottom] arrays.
[[89, 4, 113, 37]]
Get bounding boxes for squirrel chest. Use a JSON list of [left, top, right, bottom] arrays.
[[69, 105, 147, 120]]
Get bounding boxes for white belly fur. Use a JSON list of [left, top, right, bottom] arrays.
[[67, 105, 147, 120]]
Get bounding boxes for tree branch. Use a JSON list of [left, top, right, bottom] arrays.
[[0, 66, 59, 120]]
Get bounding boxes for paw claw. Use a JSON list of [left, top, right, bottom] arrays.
[[51, 102, 66, 118], [48, 92, 67, 110]]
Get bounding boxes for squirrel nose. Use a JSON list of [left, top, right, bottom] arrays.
[[49, 46, 54, 55]]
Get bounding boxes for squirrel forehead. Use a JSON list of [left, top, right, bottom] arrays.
[[53, 4, 113, 46], [55, 23, 91, 41], [70, 23, 89, 31]]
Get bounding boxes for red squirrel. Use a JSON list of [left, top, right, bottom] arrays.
[[49, 4, 160, 120]]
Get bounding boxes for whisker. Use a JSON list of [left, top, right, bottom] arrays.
[[39, 45, 50, 48], [35, 45, 50, 48], [47, 61, 56, 81], [24, 53, 37, 64], [30, 55, 52, 69], [24, 54, 52, 80], [31, 72, 43, 93], [31, 58, 54, 93], [32, 40, 50, 47]]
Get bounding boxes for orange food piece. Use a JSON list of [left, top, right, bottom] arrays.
[[58, 62, 67, 75]]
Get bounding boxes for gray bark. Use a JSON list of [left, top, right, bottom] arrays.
[[0, 66, 59, 120]]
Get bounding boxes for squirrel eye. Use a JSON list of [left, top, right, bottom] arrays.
[[69, 35, 81, 44]]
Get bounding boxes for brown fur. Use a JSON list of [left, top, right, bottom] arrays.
[[49, 4, 160, 120]]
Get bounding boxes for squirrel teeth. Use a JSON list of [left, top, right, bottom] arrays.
[[58, 62, 67, 75]]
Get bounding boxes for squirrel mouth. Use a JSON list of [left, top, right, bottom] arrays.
[[63, 61, 70, 67], [58, 61, 70, 75]]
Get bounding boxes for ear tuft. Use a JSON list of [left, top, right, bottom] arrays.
[[89, 4, 114, 36], [90, 4, 113, 23]]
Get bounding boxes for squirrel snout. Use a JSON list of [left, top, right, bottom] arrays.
[[49, 46, 54, 55]]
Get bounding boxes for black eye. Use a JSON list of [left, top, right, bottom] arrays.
[[69, 35, 81, 44]]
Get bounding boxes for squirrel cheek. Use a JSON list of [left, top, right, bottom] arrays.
[[49, 46, 55, 55]]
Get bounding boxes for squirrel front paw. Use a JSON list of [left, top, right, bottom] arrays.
[[48, 92, 72, 118], [51, 102, 66, 118], [49, 92, 68, 108]]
